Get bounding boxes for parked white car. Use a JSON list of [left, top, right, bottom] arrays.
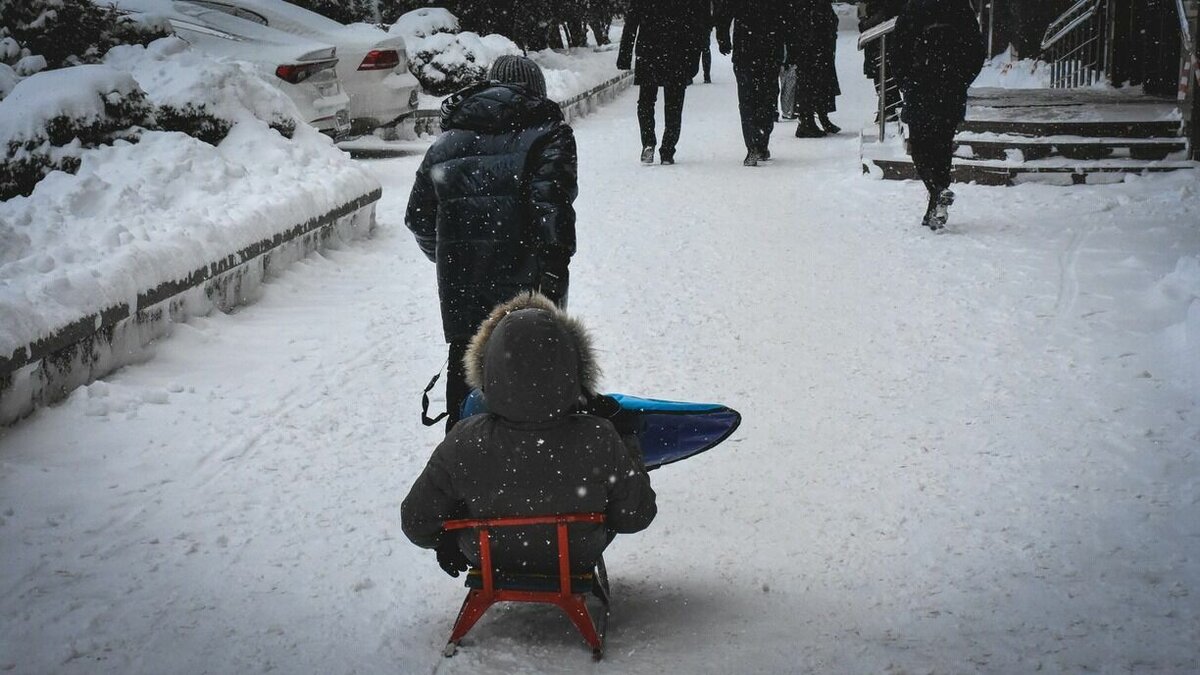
[[108, 0, 352, 137], [180, 0, 421, 133]]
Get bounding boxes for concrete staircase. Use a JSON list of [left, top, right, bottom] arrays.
[[861, 88, 1196, 186]]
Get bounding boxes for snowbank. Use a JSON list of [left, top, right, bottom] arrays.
[[0, 37, 378, 369]]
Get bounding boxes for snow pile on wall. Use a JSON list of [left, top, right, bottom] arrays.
[[0, 41, 378, 360], [973, 46, 1054, 88]]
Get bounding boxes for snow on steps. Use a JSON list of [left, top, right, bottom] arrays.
[[860, 87, 1196, 186], [0, 189, 381, 426]]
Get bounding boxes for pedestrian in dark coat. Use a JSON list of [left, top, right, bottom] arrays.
[[401, 292, 657, 577], [405, 56, 578, 428], [890, 0, 984, 230], [618, 0, 710, 164], [716, 0, 797, 166], [792, 0, 842, 137]]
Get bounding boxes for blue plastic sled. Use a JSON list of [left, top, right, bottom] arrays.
[[461, 391, 741, 470]]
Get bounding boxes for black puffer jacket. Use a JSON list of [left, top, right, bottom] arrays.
[[891, 0, 985, 123], [715, 0, 796, 68], [617, 0, 709, 86], [405, 83, 578, 342], [401, 293, 657, 574]]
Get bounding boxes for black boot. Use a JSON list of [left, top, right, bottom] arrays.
[[640, 146, 655, 164], [795, 114, 825, 138], [743, 149, 760, 167], [817, 113, 841, 135]]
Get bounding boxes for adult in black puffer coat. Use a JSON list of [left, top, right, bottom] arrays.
[[716, 0, 797, 165], [791, 0, 841, 137], [401, 293, 657, 577], [405, 56, 578, 429], [617, 0, 710, 164], [890, 0, 984, 230]]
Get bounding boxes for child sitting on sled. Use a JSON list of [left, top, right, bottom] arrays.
[[401, 292, 657, 577]]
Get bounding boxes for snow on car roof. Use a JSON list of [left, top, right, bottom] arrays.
[[180, 0, 398, 48], [107, 0, 337, 63]]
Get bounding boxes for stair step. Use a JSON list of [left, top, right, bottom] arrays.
[[961, 101, 1183, 139], [953, 133, 1188, 161], [864, 155, 1197, 186], [959, 118, 1183, 139]]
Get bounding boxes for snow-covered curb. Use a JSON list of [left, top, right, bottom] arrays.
[[0, 186, 379, 424]]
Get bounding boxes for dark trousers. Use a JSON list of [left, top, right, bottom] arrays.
[[445, 340, 470, 432], [907, 118, 959, 195], [700, 45, 711, 79], [734, 65, 778, 152], [637, 85, 686, 155]]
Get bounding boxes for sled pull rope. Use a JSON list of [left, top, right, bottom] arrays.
[[420, 358, 450, 427]]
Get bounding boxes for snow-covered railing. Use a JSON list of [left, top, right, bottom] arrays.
[[1040, 0, 1109, 88], [858, 17, 900, 142]]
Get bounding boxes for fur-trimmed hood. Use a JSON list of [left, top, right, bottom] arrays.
[[464, 292, 599, 423]]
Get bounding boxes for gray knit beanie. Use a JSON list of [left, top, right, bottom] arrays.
[[487, 54, 547, 97]]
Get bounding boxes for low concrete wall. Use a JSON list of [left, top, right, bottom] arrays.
[[410, 71, 635, 136], [0, 189, 381, 425]]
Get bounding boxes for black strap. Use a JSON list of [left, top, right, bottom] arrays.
[[420, 359, 450, 427]]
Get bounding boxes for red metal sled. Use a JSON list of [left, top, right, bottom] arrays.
[[440, 513, 611, 660]]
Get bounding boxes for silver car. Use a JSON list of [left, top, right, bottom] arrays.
[[180, 0, 421, 134]]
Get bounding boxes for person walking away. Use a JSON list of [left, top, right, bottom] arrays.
[[699, 0, 715, 83], [716, 0, 797, 166], [618, 0, 710, 165], [793, 0, 842, 137], [405, 56, 578, 430], [401, 293, 657, 580], [891, 0, 984, 231]]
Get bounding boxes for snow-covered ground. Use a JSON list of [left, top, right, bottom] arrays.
[[2, 32, 1199, 674]]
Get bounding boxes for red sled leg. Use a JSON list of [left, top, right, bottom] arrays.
[[444, 590, 494, 656]]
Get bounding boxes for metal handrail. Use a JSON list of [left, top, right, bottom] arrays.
[[1040, 0, 1109, 88], [857, 18, 900, 142], [1042, 5, 1100, 52], [858, 17, 897, 48], [1176, 0, 1199, 86], [1041, 0, 1098, 51]]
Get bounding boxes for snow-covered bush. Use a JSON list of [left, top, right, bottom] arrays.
[[0, 65, 153, 200], [389, 7, 459, 40], [392, 9, 520, 96], [1, 37, 301, 201], [105, 38, 299, 143], [0, 0, 170, 71]]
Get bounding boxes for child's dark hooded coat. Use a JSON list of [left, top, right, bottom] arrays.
[[401, 294, 657, 573]]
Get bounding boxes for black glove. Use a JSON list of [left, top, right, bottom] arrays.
[[580, 394, 641, 437], [436, 538, 470, 578]]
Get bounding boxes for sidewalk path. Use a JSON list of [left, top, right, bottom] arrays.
[[2, 35, 1198, 674]]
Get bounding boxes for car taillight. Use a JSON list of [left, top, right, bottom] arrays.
[[358, 49, 400, 71], [275, 59, 337, 84]]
